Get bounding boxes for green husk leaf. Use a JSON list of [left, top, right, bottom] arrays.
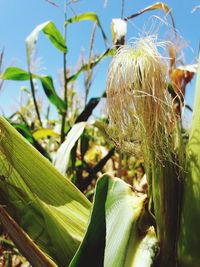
[[178, 54, 200, 266], [69, 174, 158, 267], [0, 116, 91, 266]]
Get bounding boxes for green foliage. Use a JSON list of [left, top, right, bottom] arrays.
[[39, 75, 67, 112], [2, 68, 67, 112], [2, 67, 31, 80], [0, 116, 90, 266], [26, 21, 67, 67], [63, 174, 158, 267]]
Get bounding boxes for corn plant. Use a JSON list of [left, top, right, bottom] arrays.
[[0, 39, 200, 267], [0, 2, 200, 267]]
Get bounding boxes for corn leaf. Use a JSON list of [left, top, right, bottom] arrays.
[[53, 122, 87, 175], [178, 55, 200, 266], [0, 116, 91, 266], [26, 21, 67, 65], [65, 12, 108, 45], [69, 174, 158, 267], [33, 128, 59, 140], [67, 48, 115, 83], [39, 75, 67, 112], [11, 122, 51, 160], [2, 67, 31, 80], [2, 67, 67, 112], [125, 2, 175, 31]]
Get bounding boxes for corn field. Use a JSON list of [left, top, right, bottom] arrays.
[[0, 1, 200, 267]]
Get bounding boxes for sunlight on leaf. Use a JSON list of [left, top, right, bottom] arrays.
[[2, 67, 30, 81], [53, 122, 87, 175], [70, 175, 158, 267], [33, 128, 60, 140], [0, 116, 91, 266], [26, 21, 67, 67]]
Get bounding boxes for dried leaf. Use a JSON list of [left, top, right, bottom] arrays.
[[0, 207, 57, 267], [170, 64, 197, 97], [125, 2, 175, 31]]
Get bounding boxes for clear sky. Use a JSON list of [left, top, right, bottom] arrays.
[[0, 0, 199, 120]]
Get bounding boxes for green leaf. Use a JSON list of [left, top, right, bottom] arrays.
[[26, 21, 67, 65], [70, 175, 158, 267], [69, 175, 108, 267], [2, 67, 30, 81], [11, 122, 51, 160], [39, 75, 67, 112], [178, 54, 200, 266], [65, 12, 108, 45], [11, 122, 34, 143], [33, 128, 59, 140], [2, 67, 67, 112], [42, 21, 67, 52], [53, 122, 87, 175], [0, 116, 91, 266]]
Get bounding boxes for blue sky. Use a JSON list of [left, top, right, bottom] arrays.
[[0, 0, 199, 120]]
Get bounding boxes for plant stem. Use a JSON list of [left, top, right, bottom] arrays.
[[60, 1, 68, 143], [151, 157, 181, 267], [29, 72, 42, 127], [117, 152, 122, 178], [84, 23, 97, 105]]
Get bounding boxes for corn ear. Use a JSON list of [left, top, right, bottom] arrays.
[[106, 36, 183, 266], [69, 174, 159, 267]]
